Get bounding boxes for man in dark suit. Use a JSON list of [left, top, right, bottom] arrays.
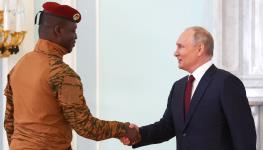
[[122, 26, 256, 150]]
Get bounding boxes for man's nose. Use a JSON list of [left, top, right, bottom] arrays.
[[174, 49, 179, 57]]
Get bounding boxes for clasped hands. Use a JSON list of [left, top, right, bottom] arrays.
[[121, 123, 140, 146]]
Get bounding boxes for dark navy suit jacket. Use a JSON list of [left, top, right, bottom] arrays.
[[133, 65, 256, 150]]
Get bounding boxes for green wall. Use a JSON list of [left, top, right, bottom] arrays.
[[98, 0, 211, 150]]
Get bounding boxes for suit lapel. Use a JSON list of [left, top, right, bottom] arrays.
[[183, 65, 217, 130]]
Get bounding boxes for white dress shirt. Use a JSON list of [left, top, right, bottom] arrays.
[[190, 60, 213, 99]]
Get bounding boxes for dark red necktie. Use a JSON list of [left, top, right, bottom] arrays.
[[184, 75, 195, 118]]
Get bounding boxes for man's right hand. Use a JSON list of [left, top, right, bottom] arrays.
[[121, 123, 140, 146]]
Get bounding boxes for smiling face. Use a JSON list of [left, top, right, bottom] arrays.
[[174, 29, 201, 73]]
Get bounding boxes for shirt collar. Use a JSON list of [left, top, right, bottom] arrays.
[[34, 39, 68, 59], [191, 60, 213, 82]]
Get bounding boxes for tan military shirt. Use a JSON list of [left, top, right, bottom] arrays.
[[4, 39, 127, 150]]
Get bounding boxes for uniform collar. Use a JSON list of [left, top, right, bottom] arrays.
[[34, 39, 68, 58]]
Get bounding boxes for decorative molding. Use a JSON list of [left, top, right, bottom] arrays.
[[214, 0, 263, 88], [252, 0, 263, 75], [241, 76, 263, 88], [214, 0, 263, 149], [221, 0, 241, 73]]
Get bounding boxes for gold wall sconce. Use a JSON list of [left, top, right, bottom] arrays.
[[0, 0, 26, 58]]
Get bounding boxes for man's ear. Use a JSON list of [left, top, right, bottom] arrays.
[[53, 24, 62, 37], [197, 43, 205, 56]]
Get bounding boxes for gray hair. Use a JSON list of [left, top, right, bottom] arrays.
[[187, 26, 214, 56]]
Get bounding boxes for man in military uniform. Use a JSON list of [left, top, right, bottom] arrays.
[[4, 2, 140, 149]]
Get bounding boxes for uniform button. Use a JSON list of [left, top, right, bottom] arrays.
[[183, 133, 187, 137]]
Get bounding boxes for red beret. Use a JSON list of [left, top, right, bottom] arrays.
[[42, 2, 81, 23]]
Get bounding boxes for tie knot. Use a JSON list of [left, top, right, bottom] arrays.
[[188, 75, 195, 83]]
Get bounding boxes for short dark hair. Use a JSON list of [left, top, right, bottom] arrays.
[[187, 26, 214, 56], [38, 12, 67, 36]]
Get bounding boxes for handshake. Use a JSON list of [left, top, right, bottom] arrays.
[[121, 123, 141, 146]]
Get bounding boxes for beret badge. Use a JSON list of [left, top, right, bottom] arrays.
[[73, 14, 80, 22]]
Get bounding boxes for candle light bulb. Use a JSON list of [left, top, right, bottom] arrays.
[[16, 0, 25, 32], [3, 0, 10, 30]]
